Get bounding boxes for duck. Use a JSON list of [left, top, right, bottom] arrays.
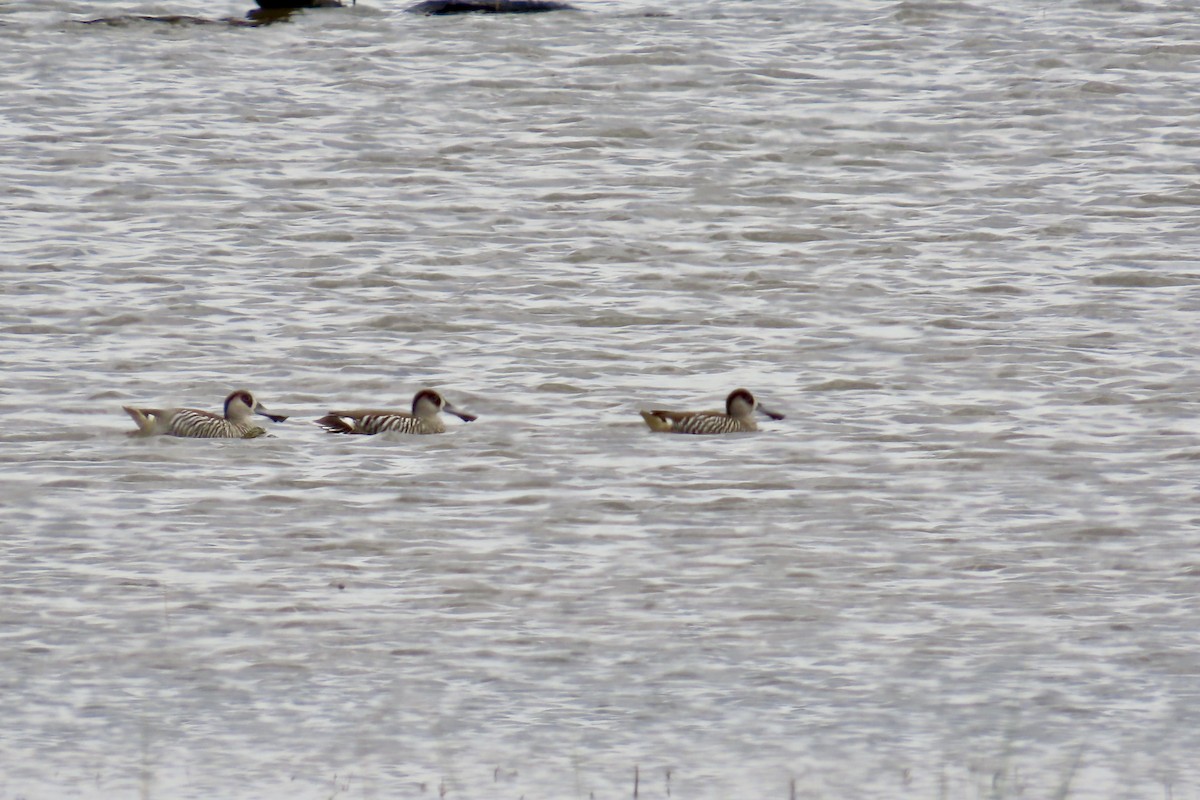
[[639, 388, 784, 434], [124, 390, 288, 438], [315, 388, 476, 435]]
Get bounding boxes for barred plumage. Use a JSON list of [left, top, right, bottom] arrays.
[[124, 389, 288, 438], [640, 388, 785, 435], [315, 389, 476, 436]]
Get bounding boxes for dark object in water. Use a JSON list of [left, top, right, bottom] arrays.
[[255, 0, 348, 7], [407, 0, 576, 14], [249, 0, 351, 24]]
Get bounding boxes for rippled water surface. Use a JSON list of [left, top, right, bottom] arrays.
[[4, 0, 1200, 797]]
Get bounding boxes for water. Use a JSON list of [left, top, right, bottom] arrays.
[[3, 0, 1200, 797]]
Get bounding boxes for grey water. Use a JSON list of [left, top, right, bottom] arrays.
[[3, 0, 1200, 797]]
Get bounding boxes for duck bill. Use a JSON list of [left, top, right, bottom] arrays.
[[757, 405, 785, 421], [255, 405, 289, 423], [446, 404, 477, 423]]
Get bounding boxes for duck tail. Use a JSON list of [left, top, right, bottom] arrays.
[[314, 414, 356, 434]]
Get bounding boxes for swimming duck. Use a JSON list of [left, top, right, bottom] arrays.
[[315, 389, 476, 435], [124, 390, 288, 438], [639, 388, 784, 434]]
